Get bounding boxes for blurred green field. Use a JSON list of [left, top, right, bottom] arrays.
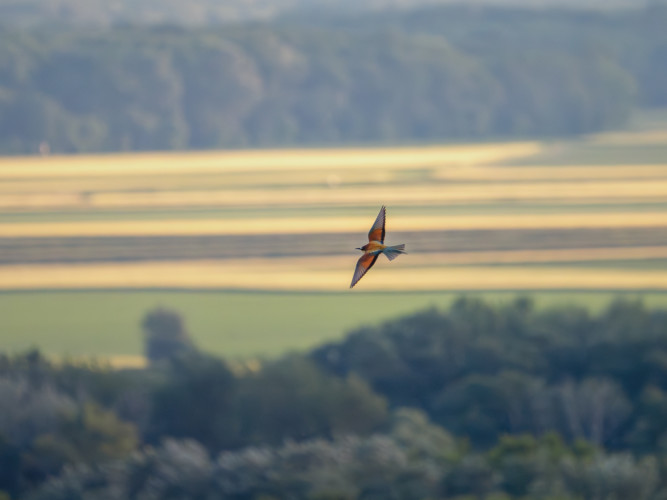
[[3, 290, 667, 362]]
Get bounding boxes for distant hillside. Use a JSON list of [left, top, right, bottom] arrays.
[[0, 0, 654, 27], [1, 4, 665, 154]]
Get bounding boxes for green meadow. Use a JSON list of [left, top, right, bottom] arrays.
[[3, 291, 667, 362]]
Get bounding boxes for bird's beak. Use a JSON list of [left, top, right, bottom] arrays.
[[355, 247, 361, 250]]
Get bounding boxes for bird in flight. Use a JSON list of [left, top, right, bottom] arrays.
[[350, 205, 406, 288]]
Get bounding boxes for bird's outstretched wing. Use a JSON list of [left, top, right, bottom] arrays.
[[350, 253, 379, 288], [367, 205, 386, 243]]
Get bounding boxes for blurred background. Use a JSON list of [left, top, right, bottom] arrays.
[[1, 0, 667, 499]]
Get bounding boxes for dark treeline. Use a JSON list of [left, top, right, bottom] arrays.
[[1, 4, 666, 154], [312, 297, 667, 451], [3, 298, 667, 499]]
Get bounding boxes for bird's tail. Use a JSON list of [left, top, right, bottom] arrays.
[[383, 244, 406, 261]]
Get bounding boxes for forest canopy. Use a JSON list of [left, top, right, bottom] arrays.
[[1, 4, 665, 154], [3, 297, 667, 499]]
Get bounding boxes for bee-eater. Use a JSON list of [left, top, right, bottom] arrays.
[[350, 205, 406, 288]]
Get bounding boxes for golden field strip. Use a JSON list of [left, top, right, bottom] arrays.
[[3, 179, 667, 211], [1, 131, 667, 292], [2, 256, 667, 292], [0, 142, 541, 177], [2, 138, 666, 214], [1, 164, 666, 198], [588, 129, 667, 145], [1, 212, 667, 238], [7, 161, 663, 184], [0, 124, 664, 181]]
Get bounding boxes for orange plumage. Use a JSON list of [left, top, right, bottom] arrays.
[[350, 205, 406, 288]]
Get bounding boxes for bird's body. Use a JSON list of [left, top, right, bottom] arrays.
[[358, 240, 387, 254], [350, 205, 406, 288]]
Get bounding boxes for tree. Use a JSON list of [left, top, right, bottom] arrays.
[[26, 402, 138, 481], [237, 356, 388, 446], [147, 353, 239, 451], [142, 307, 197, 363], [554, 377, 631, 447]]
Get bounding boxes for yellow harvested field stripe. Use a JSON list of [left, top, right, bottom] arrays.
[[50, 354, 148, 369], [1, 260, 667, 292], [0, 169, 394, 193], [1, 212, 667, 237], [588, 130, 667, 145], [414, 246, 667, 266], [3, 164, 666, 197], [3, 179, 667, 210], [434, 164, 667, 182], [1, 165, 666, 197], [104, 355, 148, 369], [0, 142, 541, 177]]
